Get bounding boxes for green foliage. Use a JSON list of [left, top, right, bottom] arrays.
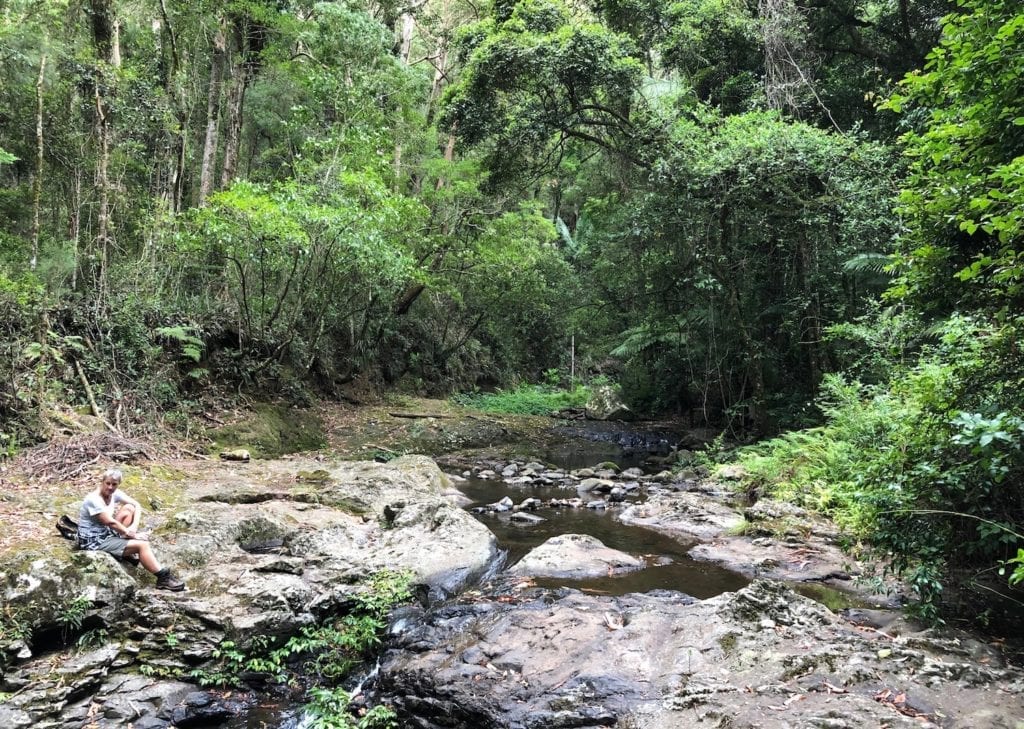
[[56, 595, 92, 636], [734, 315, 1024, 620], [304, 687, 398, 729], [453, 382, 589, 415], [78, 628, 110, 648], [154, 326, 205, 364], [0, 605, 31, 645], [573, 108, 897, 425], [443, 0, 645, 184], [189, 639, 249, 688], [883, 0, 1024, 315]]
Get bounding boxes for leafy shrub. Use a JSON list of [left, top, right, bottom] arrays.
[[733, 318, 1024, 622]]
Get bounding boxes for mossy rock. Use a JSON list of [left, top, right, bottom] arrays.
[[1, 549, 136, 647], [208, 404, 326, 458], [234, 516, 290, 552], [320, 494, 372, 516], [295, 469, 332, 484]]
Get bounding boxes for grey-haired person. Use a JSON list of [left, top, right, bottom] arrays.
[[78, 468, 185, 591]]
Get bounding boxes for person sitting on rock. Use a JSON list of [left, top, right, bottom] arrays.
[[78, 468, 186, 591]]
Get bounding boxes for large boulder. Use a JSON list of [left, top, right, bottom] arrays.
[[1, 550, 138, 661], [584, 385, 634, 421], [0, 455, 498, 728], [376, 580, 1024, 728], [508, 534, 643, 579]]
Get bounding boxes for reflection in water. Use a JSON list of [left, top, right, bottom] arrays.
[[458, 476, 750, 599]]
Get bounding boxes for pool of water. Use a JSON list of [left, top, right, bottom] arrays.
[[458, 477, 750, 599]]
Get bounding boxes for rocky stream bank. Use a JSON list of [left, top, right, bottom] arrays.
[[1, 405, 1022, 728]]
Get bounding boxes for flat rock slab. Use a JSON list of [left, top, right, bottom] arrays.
[[689, 537, 860, 584], [508, 534, 643, 579], [618, 490, 745, 540], [0, 455, 498, 729], [377, 580, 1024, 729]]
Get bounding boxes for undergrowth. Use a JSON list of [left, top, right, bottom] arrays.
[[452, 381, 590, 415], [729, 319, 1024, 626]]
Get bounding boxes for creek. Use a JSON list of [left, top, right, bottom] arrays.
[[223, 430, 876, 729], [458, 475, 750, 598]]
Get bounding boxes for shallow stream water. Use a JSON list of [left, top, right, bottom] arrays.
[[458, 476, 750, 598], [226, 436, 864, 728]]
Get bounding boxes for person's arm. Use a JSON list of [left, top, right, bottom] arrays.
[[97, 509, 138, 538]]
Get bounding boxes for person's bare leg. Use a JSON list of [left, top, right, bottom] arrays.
[[123, 540, 161, 573], [116, 504, 135, 528]]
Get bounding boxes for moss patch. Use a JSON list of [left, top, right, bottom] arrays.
[[320, 494, 372, 516], [295, 469, 332, 484], [208, 404, 326, 458]]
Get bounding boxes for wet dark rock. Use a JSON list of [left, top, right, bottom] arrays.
[[167, 690, 250, 727], [375, 581, 1024, 729]]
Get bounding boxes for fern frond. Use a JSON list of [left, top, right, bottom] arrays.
[[843, 252, 894, 275]]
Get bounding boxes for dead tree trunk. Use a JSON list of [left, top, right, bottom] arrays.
[[198, 22, 227, 206]]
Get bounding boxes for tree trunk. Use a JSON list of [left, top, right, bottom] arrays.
[[391, 13, 417, 187], [87, 0, 118, 299], [221, 13, 267, 189], [31, 53, 46, 271], [398, 12, 415, 63], [94, 82, 112, 298], [220, 59, 248, 188], [714, 203, 767, 433], [797, 232, 823, 388], [198, 22, 227, 206], [156, 0, 186, 212], [69, 166, 82, 290], [425, 42, 449, 125], [88, 0, 116, 62]]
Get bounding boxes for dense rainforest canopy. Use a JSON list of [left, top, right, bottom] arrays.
[[1, 0, 1021, 620]]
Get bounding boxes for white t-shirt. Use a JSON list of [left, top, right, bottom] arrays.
[[77, 488, 129, 549]]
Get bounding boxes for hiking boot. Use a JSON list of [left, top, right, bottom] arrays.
[[155, 568, 186, 591]]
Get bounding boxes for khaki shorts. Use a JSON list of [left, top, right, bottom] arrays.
[[92, 535, 130, 558]]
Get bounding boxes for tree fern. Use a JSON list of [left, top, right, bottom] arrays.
[[842, 252, 894, 275]]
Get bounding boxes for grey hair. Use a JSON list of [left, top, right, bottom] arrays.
[[102, 468, 123, 484]]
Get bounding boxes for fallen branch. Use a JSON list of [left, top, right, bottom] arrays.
[[73, 359, 120, 435], [387, 411, 452, 419]]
